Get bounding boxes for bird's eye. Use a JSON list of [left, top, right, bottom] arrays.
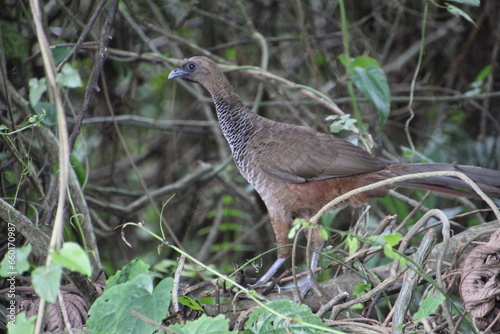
[[188, 63, 195, 70]]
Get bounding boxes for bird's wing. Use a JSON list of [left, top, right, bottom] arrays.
[[250, 121, 388, 183]]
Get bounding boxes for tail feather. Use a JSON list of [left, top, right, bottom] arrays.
[[388, 163, 500, 197]]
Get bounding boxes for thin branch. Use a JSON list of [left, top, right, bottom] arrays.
[[29, 0, 70, 330], [391, 229, 436, 333], [67, 0, 119, 152], [55, 0, 109, 72]]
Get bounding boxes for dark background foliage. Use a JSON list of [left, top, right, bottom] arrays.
[[1, 0, 500, 331]]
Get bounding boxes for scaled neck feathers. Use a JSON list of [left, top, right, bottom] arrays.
[[202, 68, 258, 168]]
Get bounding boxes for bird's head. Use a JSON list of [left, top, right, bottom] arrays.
[[168, 56, 219, 85], [168, 56, 239, 104]]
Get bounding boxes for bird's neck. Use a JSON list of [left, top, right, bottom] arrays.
[[211, 92, 255, 155]]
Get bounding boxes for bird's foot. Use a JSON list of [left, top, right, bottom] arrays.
[[247, 258, 287, 289], [248, 253, 321, 299], [280, 272, 319, 299]]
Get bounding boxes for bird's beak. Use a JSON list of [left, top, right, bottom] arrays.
[[168, 68, 188, 79]]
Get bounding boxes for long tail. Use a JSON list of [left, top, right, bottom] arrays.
[[387, 163, 500, 197]]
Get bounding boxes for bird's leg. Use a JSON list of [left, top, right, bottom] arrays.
[[248, 251, 322, 298], [248, 210, 292, 288], [282, 225, 325, 298], [281, 249, 321, 298], [248, 257, 287, 288], [248, 217, 324, 297]]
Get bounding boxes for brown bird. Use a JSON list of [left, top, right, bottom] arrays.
[[169, 56, 500, 296]]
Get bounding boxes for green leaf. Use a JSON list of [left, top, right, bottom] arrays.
[[245, 300, 327, 333], [474, 65, 492, 83], [51, 43, 72, 65], [315, 54, 326, 67], [320, 209, 341, 228], [7, 312, 36, 334], [288, 218, 309, 239], [382, 233, 403, 247], [383, 244, 406, 266], [29, 77, 47, 108], [52, 242, 92, 276], [178, 296, 204, 311], [168, 314, 230, 334], [33, 102, 57, 126], [32, 262, 63, 303], [225, 47, 236, 61], [87, 274, 173, 334], [337, 54, 352, 68], [326, 114, 357, 133], [346, 236, 358, 255], [222, 194, 234, 205], [28, 113, 45, 124], [71, 154, 87, 185], [56, 64, 83, 88], [352, 55, 380, 69], [0, 244, 31, 277], [106, 258, 151, 291], [349, 303, 364, 310], [353, 283, 372, 297], [352, 66, 391, 130], [318, 226, 329, 241], [413, 289, 446, 324], [0, 22, 29, 59], [445, 0, 480, 6], [445, 3, 477, 26]]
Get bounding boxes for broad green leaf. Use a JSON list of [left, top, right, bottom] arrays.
[[32, 262, 62, 303], [178, 296, 204, 311], [352, 55, 380, 69], [106, 258, 151, 291], [33, 102, 57, 126], [352, 66, 391, 130], [445, 3, 477, 26], [29, 77, 47, 108], [7, 312, 36, 334], [413, 289, 446, 324], [245, 300, 327, 333], [51, 43, 72, 65], [168, 314, 230, 334], [0, 244, 31, 276], [52, 242, 91, 276], [382, 233, 403, 247], [87, 274, 173, 334], [57, 64, 83, 88]]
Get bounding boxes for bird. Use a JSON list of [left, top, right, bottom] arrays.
[[169, 56, 500, 297]]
